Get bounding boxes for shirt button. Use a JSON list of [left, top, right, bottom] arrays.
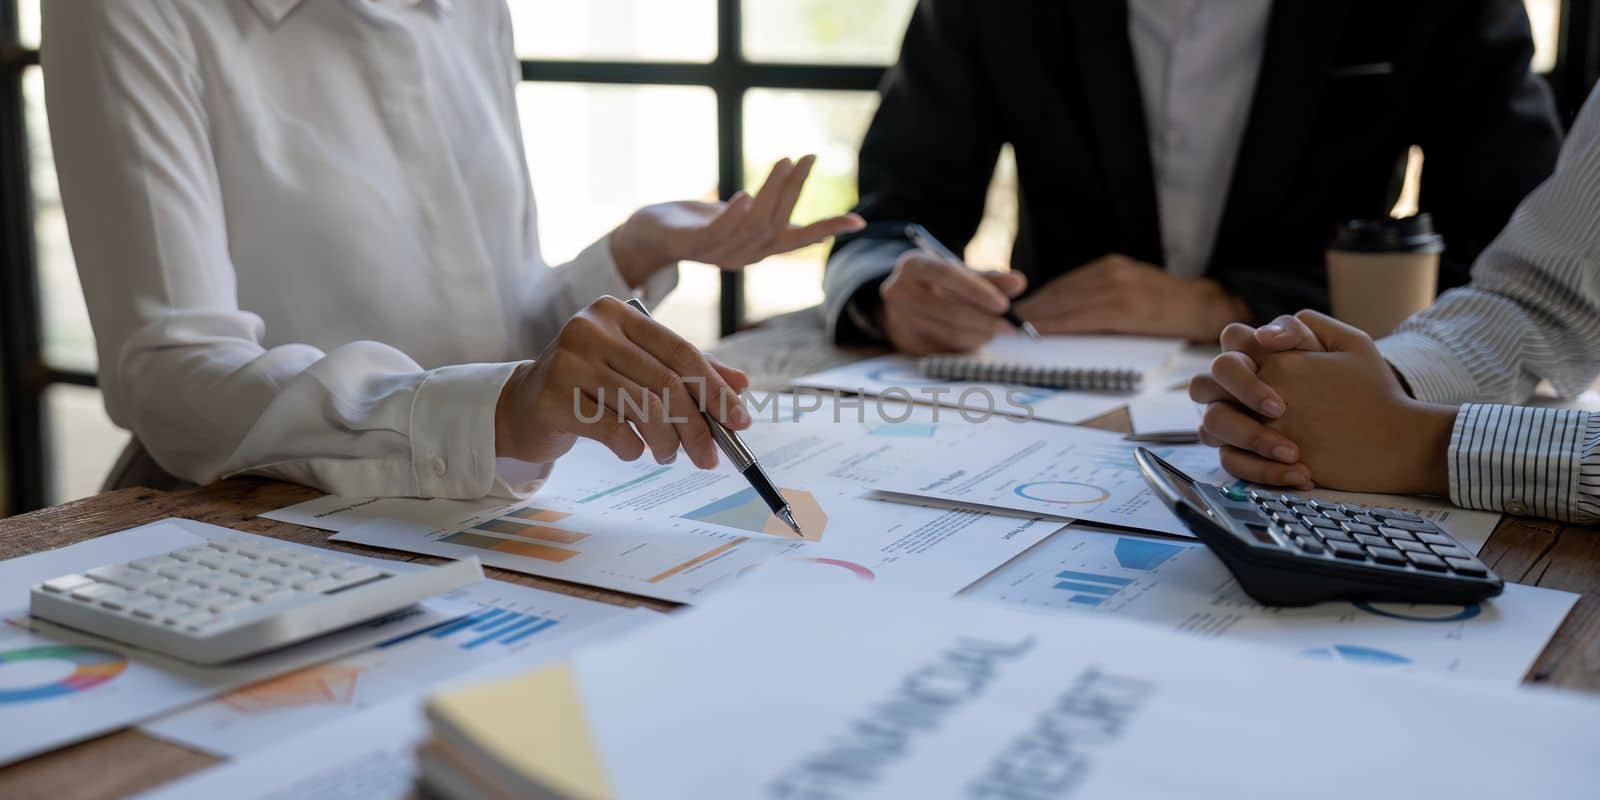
[[1505, 498, 1529, 516], [430, 457, 448, 477]]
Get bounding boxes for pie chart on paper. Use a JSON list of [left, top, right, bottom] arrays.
[[681, 488, 829, 541], [1012, 481, 1111, 505]]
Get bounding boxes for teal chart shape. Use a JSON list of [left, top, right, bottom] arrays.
[[1301, 644, 1412, 666], [1113, 537, 1186, 571]]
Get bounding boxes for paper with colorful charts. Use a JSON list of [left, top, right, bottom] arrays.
[[0, 520, 465, 767], [965, 524, 1575, 683], [333, 401, 1070, 603]]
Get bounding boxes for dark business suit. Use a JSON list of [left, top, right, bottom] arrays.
[[824, 0, 1563, 343]]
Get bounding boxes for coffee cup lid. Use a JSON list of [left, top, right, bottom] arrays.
[[1330, 213, 1444, 253]]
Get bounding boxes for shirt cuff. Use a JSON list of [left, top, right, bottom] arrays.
[[410, 361, 524, 498], [559, 232, 679, 311], [1377, 331, 1484, 405], [1447, 403, 1598, 522]]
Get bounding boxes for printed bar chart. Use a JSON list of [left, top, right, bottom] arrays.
[[502, 507, 572, 523], [1053, 570, 1134, 606], [474, 519, 589, 545], [442, 531, 580, 563], [378, 607, 562, 652]]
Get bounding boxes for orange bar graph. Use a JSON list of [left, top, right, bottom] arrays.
[[504, 506, 571, 523], [647, 538, 749, 584], [445, 531, 581, 563], [475, 519, 589, 544]]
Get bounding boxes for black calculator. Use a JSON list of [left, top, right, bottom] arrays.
[[1134, 448, 1503, 606]]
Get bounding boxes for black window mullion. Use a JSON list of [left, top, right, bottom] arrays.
[[1, 5, 48, 512], [716, 0, 745, 337]]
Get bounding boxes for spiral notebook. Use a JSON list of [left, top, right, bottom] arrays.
[[916, 334, 1185, 393]]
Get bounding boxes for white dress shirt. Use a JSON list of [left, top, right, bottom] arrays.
[[1377, 87, 1600, 524], [43, 0, 674, 499], [1128, 0, 1273, 278]]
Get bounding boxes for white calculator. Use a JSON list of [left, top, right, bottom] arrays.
[[30, 537, 483, 664]]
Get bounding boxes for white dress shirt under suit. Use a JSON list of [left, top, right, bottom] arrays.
[[1378, 88, 1600, 524], [43, 0, 674, 499], [1128, 0, 1272, 279]]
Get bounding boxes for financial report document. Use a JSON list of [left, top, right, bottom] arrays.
[[332, 398, 1066, 602], [793, 353, 1132, 424], [415, 571, 1600, 798], [793, 334, 1200, 425], [966, 525, 1574, 683], [877, 424, 1229, 537], [0, 520, 464, 767], [136, 609, 664, 800], [875, 424, 1504, 547], [142, 578, 630, 758]]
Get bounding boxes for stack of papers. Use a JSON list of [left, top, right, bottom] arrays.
[[412, 571, 1600, 799], [870, 423, 1504, 548], [321, 399, 1069, 603], [141, 571, 632, 758], [135, 609, 665, 800], [966, 524, 1574, 683], [0, 520, 468, 766]]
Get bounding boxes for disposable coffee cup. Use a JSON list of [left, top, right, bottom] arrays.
[[1325, 214, 1444, 339]]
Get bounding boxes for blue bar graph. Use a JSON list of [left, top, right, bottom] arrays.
[[469, 609, 515, 630], [1053, 580, 1120, 596], [1112, 538, 1186, 571], [425, 609, 501, 639], [1056, 570, 1133, 586], [501, 619, 559, 646], [1052, 568, 1134, 607], [377, 607, 562, 651]]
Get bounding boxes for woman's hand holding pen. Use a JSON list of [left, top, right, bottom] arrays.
[[610, 155, 865, 284], [495, 296, 752, 470]]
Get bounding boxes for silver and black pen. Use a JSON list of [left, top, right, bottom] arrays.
[[623, 298, 802, 536], [905, 223, 1039, 339]]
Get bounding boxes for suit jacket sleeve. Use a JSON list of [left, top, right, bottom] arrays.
[[1415, 0, 1562, 289], [1215, 0, 1559, 324], [823, 0, 1006, 345]]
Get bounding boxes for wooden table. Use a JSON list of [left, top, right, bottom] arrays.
[[2, 310, 1598, 799]]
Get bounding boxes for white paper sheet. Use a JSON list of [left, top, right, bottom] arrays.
[[0, 520, 466, 766], [876, 424, 1229, 537], [1125, 389, 1203, 441], [134, 608, 665, 800], [259, 495, 498, 533], [792, 353, 1136, 424], [333, 400, 1066, 602], [968, 332, 1186, 372], [964, 525, 1573, 682], [142, 578, 629, 757], [875, 424, 1506, 548], [435, 571, 1600, 798]]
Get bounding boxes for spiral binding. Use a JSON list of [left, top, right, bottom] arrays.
[[916, 356, 1143, 392]]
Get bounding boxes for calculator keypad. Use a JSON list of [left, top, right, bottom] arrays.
[[36, 539, 392, 635], [1246, 491, 1490, 579]]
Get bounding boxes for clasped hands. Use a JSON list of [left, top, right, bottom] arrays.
[[1188, 310, 1458, 496]]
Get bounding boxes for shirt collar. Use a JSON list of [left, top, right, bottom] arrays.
[[246, 0, 451, 27]]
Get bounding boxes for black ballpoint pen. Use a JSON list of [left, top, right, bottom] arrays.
[[904, 223, 1040, 339], [623, 298, 803, 536]]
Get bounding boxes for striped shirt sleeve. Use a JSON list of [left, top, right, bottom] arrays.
[[1376, 86, 1600, 406], [1448, 404, 1600, 524]]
